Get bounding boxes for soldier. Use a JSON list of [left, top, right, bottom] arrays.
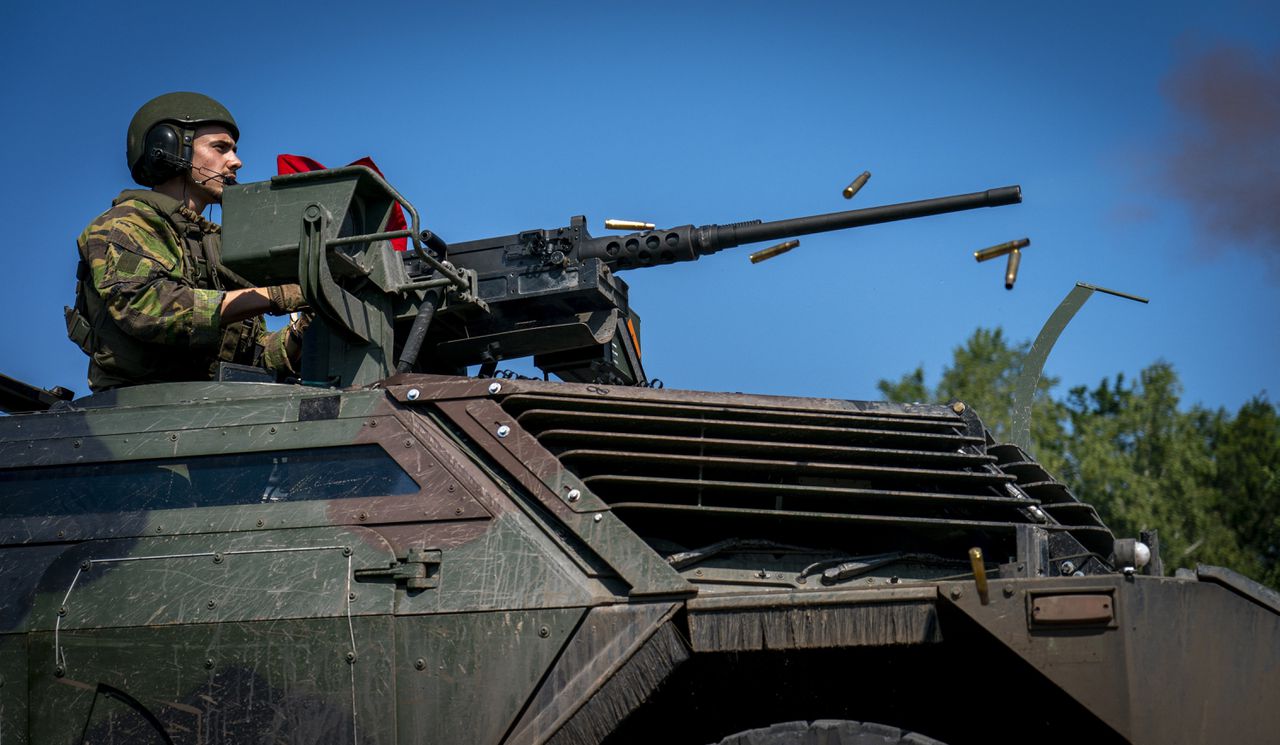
[[66, 92, 308, 391]]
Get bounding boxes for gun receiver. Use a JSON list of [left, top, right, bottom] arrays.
[[221, 168, 1021, 388]]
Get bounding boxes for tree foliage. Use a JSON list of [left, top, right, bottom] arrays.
[[879, 327, 1280, 588]]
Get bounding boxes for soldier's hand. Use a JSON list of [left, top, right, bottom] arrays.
[[266, 284, 308, 315]]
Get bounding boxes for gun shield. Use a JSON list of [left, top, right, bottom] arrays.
[[749, 239, 800, 264], [842, 171, 871, 199]]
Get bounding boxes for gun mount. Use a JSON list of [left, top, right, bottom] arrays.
[[222, 167, 1020, 389]]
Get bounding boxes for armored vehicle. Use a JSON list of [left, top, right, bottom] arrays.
[[2, 169, 1276, 744]]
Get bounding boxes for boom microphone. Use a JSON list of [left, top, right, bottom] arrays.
[[193, 164, 236, 186]]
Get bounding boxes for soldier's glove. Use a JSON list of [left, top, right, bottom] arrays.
[[266, 284, 308, 316]]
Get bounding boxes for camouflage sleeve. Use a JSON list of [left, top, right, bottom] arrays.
[[83, 207, 224, 347]]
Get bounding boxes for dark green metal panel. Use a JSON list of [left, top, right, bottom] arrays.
[[28, 616, 396, 745], [394, 608, 585, 745], [0, 634, 28, 744], [28, 528, 396, 633]]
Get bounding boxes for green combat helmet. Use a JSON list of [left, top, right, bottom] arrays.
[[126, 91, 239, 186]]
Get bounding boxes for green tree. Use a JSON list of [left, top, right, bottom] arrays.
[[1206, 396, 1280, 588], [1061, 364, 1246, 573]]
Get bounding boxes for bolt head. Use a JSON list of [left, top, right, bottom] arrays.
[[496, 424, 511, 438], [407, 388, 421, 401], [538, 626, 550, 638], [415, 658, 427, 670], [488, 382, 502, 395], [1002, 586, 1015, 598], [950, 587, 962, 600], [951, 401, 966, 414], [593, 514, 603, 522], [567, 489, 581, 502]]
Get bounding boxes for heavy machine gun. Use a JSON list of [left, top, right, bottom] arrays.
[[221, 167, 1021, 388]]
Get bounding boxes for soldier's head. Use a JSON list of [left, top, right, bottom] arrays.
[[126, 92, 242, 209]]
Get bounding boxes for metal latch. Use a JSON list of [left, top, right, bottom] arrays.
[[354, 547, 442, 590]]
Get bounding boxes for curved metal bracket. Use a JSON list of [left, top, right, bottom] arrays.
[[1010, 282, 1149, 452], [298, 203, 374, 343]]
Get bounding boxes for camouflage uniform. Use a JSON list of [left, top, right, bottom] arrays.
[[67, 189, 296, 391]]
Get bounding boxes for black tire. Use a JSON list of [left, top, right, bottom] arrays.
[[711, 719, 948, 745]]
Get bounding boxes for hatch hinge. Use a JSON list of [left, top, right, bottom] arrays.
[[354, 547, 442, 590]]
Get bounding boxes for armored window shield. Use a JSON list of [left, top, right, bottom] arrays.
[[221, 167, 403, 285], [0, 445, 419, 518]]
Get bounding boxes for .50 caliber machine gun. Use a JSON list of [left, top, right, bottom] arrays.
[[221, 167, 1020, 388]]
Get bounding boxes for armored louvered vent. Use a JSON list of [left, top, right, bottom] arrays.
[[500, 391, 1114, 558]]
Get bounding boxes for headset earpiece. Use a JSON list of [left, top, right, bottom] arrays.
[[136, 123, 194, 186]]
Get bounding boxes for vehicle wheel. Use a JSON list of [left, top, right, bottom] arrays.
[[711, 719, 948, 745]]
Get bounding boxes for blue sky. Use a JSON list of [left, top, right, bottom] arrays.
[[2, 1, 1277, 414]]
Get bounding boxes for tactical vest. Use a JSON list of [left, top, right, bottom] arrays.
[[66, 190, 266, 391]]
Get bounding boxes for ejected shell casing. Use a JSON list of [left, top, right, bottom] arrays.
[[604, 219, 655, 231], [749, 239, 800, 264], [968, 547, 990, 605], [1004, 249, 1021, 290], [974, 237, 1030, 262], [842, 171, 871, 199]]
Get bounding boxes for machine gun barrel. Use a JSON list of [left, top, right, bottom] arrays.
[[580, 185, 1021, 269], [726, 186, 1021, 249]]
